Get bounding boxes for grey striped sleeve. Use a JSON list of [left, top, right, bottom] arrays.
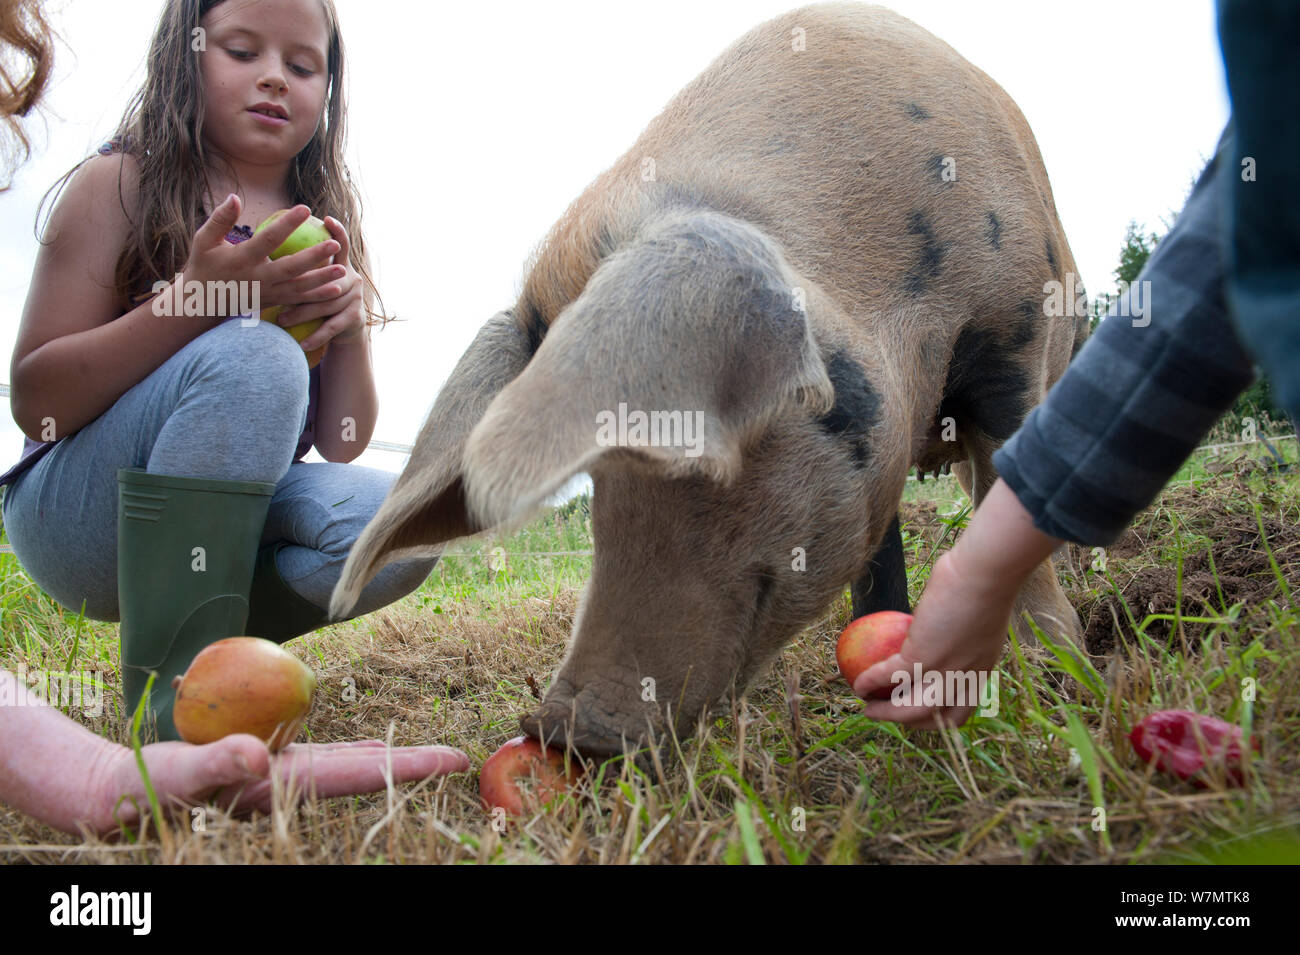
[[993, 151, 1256, 547]]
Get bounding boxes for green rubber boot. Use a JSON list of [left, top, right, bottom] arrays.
[[243, 539, 334, 644], [117, 468, 277, 742]]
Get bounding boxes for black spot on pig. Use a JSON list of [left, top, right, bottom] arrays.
[[938, 325, 1029, 441], [905, 102, 931, 121], [818, 350, 880, 468], [904, 211, 948, 296], [985, 211, 1002, 250], [1009, 300, 1040, 350], [1045, 238, 1059, 274], [927, 154, 947, 182]]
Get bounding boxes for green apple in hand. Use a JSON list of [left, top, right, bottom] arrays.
[[254, 209, 334, 368], [255, 209, 332, 259]]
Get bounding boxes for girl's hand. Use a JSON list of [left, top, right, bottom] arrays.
[[853, 545, 1018, 729], [182, 195, 345, 315], [88, 735, 470, 839], [854, 480, 1061, 729], [270, 215, 366, 351]]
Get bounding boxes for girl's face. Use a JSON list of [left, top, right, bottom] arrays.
[[198, 0, 331, 171]]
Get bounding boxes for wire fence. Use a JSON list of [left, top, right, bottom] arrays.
[[0, 381, 1293, 557]]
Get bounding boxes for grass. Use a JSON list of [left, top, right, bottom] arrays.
[[0, 436, 1297, 864]]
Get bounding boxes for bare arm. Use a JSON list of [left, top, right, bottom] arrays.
[[315, 328, 378, 463], [0, 669, 469, 838], [9, 154, 223, 441], [947, 477, 1062, 585], [9, 154, 345, 443], [0, 669, 122, 835], [311, 221, 378, 463]]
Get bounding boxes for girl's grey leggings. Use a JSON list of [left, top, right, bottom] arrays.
[[1, 316, 437, 623]]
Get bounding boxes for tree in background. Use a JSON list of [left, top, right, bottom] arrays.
[[1089, 220, 1159, 334]]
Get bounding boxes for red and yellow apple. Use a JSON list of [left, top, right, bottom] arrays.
[[479, 736, 583, 815], [171, 637, 317, 752], [836, 610, 913, 698], [254, 210, 334, 368]]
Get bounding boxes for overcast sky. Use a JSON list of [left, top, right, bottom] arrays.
[[1, 0, 1231, 476]]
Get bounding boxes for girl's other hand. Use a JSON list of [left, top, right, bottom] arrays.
[[853, 479, 1061, 728], [853, 546, 1018, 728], [271, 214, 366, 349], [182, 196, 344, 315], [87, 735, 470, 839]]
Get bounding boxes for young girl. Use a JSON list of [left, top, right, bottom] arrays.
[[0, 0, 439, 741]]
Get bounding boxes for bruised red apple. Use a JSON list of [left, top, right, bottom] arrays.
[[254, 210, 332, 368], [479, 736, 583, 815], [1129, 710, 1261, 788], [836, 610, 913, 698], [172, 637, 316, 752]]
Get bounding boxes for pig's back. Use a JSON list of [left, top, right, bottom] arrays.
[[522, 3, 1070, 329]]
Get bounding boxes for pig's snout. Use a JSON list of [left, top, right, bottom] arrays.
[[521, 675, 667, 761]]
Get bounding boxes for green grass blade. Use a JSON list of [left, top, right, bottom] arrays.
[[733, 799, 766, 865], [129, 672, 168, 842]]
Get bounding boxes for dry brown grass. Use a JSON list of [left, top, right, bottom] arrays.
[[2, 460, 1298, 864]]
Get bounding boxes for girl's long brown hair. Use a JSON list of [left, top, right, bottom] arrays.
[[0, 0, 54, 188], [42, 0, 385, 323]]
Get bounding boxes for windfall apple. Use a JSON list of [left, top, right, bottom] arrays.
[[836, 610, 913, 699], [1129, 709, 1261, 788], [172, 637, 317, 752], [479, 736, 583, 815]]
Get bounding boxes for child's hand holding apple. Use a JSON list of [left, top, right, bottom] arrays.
[[254, 210, 368, 366], [182, 197, 341, 323], [254, 210, 339, 368]]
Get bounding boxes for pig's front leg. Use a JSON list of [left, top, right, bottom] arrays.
[[850, 513, 911, 618]]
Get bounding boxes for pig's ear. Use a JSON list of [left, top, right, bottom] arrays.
[[328, 310, 541, 620], [462, 209, 835, 529]]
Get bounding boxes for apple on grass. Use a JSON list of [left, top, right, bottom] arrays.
[[171, 637, 316, 752], [836, 610, 913, 699], [479, 736, 583, 816], [254, 210, 334, 369]]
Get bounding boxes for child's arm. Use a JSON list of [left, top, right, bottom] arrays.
[[854, 147, 1256, 728], [0, 668, 469, 837], [9, 154, 341, 443], [10, 153, 221, 441], [0, 668, 127, 836], [853, 479, 1061, 727], [309, 218, 378, 463]]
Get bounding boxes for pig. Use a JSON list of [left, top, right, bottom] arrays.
[[328, 2, 1087, 758]]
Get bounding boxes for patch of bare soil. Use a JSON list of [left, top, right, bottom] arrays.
[[1071, 479, 1299, 655], [899, 499, 945, 549]]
